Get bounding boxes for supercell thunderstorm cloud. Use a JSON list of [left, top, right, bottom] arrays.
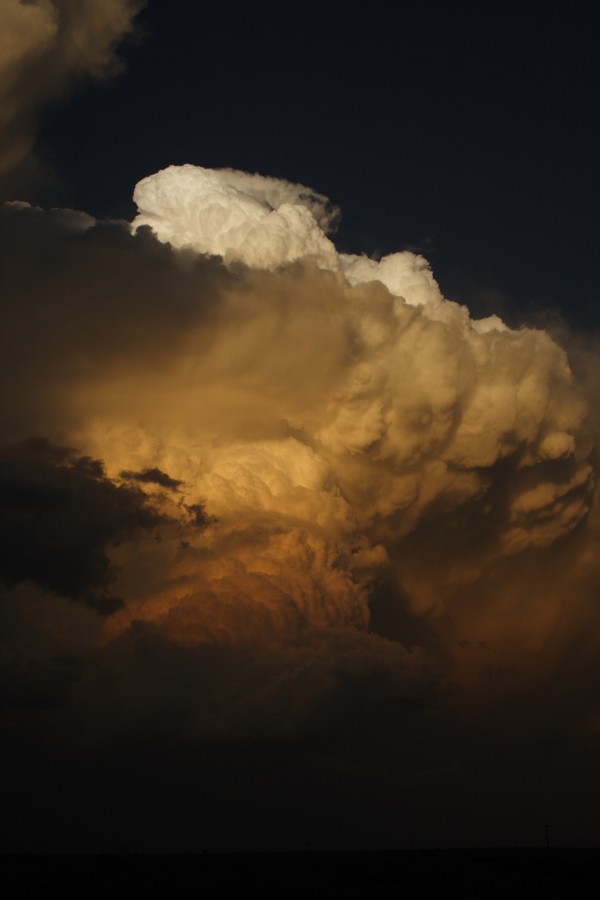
[[1, 0, 600, 853]]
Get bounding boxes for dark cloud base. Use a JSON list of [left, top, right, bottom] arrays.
[[3, 703, 600, 853], [2, 604, 600, 852], [0, 437, 163, 612]]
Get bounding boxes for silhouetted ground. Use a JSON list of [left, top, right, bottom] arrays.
[[2, 849, 598, 894]]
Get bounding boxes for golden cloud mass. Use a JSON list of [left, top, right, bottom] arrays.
[[1, 167, 598, 727]]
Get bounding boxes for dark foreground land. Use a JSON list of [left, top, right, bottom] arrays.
[[3, 848, 599, 894]]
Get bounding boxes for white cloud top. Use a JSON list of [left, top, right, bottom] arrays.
[[133, 164, 339, 269]]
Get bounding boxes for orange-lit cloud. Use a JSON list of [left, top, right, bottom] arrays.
[[1, 168, 599, 755]]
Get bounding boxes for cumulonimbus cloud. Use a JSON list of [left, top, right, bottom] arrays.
[[1, 166, 598, 743]]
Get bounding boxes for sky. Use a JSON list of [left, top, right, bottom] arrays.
[[1, 0, 600, 852]]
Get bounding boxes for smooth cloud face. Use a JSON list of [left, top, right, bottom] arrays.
[[0, 0, 143, 178], [2, 168, 600, 849]]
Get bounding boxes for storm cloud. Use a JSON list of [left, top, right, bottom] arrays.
[[1, 166, 600, 850]]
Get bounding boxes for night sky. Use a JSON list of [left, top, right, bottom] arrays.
[[1, 0, 600, 853], [35, 0, 600, 326]]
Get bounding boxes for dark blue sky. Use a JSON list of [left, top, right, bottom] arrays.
[[38, 0, 599, 328]]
